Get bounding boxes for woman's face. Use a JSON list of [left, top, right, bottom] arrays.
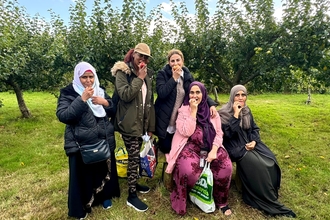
[[169, 54, 183, 68], [79, 71, 94, 88], [234, 90, 247, 107], [189, 85, 203, 105], [133, 52, 150, 67]]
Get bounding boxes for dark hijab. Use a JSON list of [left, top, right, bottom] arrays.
[[183, 81, 216, 151]]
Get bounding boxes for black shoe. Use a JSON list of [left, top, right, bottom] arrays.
[[127, 192, 148, 212], [76, 213, 88, 220], [136, 183, 150, 194], [285, 210, 296, 218]]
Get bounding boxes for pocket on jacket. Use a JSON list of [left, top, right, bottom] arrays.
[[115, 102, 137, 134]]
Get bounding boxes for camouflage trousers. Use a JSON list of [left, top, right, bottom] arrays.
[[121, 135, 143, 193]]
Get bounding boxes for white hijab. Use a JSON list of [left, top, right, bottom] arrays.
[[72, 62, 106, 117]]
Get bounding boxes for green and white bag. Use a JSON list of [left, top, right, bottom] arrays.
[[189, 161, 215, 213]]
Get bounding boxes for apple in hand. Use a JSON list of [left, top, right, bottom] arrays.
[[173, 65, 179, 71], [139, 62, 146, 69]]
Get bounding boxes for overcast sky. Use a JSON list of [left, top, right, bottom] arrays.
[[16, 0, 284, 24]]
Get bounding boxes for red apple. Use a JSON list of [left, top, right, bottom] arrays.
[[139, 62, 145, 69]]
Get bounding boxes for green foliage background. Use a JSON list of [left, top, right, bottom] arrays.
[[0, 1, 329, 218], [1, 0, 329, 117]]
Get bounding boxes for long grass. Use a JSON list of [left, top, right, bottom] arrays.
[[0, 91, 329, 220]]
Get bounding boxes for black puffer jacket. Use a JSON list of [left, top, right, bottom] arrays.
[[154, 64, 217, 139], [56, 84, 116, 156]]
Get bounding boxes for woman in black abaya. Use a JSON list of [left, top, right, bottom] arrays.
[[218, 85, 296, 218]]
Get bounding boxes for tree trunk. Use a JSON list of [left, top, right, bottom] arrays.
[[306, 87, 311, 105], [213, 86, 220, 105], [305, 77, 311, 105], [8, 78, 31, 118]]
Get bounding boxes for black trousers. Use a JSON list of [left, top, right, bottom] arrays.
[[67, 151, 120, 218], [158, 132, 174, 154]]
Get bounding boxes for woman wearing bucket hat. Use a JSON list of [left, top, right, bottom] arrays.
[[111, 43, 155, 212]]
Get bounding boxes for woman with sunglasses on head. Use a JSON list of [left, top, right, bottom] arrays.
[[111, 43, 155, 212], [154, 49, 218, 154], [218, 85, 296, 218]]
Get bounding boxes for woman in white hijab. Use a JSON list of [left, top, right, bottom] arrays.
[[72, 62, 106, 117], [56, 62, 120, 219]]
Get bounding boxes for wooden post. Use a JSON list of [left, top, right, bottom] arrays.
[[306, 87, 311, 105]]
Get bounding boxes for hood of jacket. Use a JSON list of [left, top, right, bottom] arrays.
[[111, 61, 131, 77]]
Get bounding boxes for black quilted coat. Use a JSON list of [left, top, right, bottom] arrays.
[[56, 84, 116, 156]]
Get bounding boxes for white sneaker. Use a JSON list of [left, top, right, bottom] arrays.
[[77, 213, 88, 220]]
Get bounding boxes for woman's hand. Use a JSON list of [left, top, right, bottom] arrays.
[[91, 96, 108, 107], [233, 101, 242, 118], [210, 106, 217, 118], [189, 99, 198, 118], [245, 141, 256, 151], [172, 65, 181, 81], [206, 148, 218, 163], [189, 98, 198, 111], [138, 64, 147, 80], [81, 87, 94, 102]]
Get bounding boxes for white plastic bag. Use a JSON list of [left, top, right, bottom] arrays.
[[189, 162, 215, 213]]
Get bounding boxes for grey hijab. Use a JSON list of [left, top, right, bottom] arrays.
[[218, 85, 251, 129]]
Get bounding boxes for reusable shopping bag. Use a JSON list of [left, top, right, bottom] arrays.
[[115, 146, 128, 178], [139, 138, 157, 178], [189, 161, 215, 213]]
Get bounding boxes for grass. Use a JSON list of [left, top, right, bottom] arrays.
[[0, 91, 329, 220]]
